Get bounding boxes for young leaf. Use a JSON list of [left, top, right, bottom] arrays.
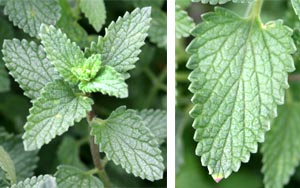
[[3, 0, 61, 37], [78, 66, 128, 98], [57, 136, 85, 169], [191, 0, 253, 5], [23, 80, 93, 151], [148, 8, 167, 48], [80, 0, 106, 32], [91, 106, 164, 181], [39, 24, 85, 84], [262, 103, 300, 188], [0, 128, 39, 184], [2, 39, 60, 99], [292, 0, 300, 19], [86, 7, 151, 78], [138, 109, 167, 145], [176, 5, 195, 38], [10, 175, 57, 188], [0, 64, 9, 93], [55, 165, 103, 188], [187, 7, 295, 180], [0, 146, 16, 184]]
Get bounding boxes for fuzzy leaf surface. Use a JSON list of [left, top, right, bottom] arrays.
[[138, 109, 167, 145], [148, 8, 167, 48], [191, 0, 253, 4], [2, 39, 60, 99], [23, 80, 93, 151], [0, 146, 16, 184], [176, 6, 195, 38], [91, 106, 164, 181], [292, 0, 300, 19], [262, 103, 300, 188], [55, 165, 103, 188], [86, 7, 151, 77], [4, 0, 61, 37], [10, 175, 57, 188], [80, 0, 106, 32], [79, 66, 128, 98], [39, 24, 85, 84], [187, 8, 296, 180]]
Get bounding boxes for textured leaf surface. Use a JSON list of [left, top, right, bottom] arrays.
[[176, 6, 195, 38], [57, 136, 85, 169], [148, 8, 167, 48], [55, 165, 103, 188], [40, 24, 85, 84], [80, 0, 106, 32], [191, 0, 253, 4], [91, 106, 164, 181], [138, 109, 167, 145], [23, 80, 93, 151], [0, 128, 39, 186], [4, 0, 61, 37], [2, 39, 60, 99], [262, 103, 300, 188], [292, 0, 300, 19], [187, 8, 296, 180], [79, 66, 128, 98], [0, 146, 16, 184], [10, 175, 57, 188], [86, 7, 151, 77]]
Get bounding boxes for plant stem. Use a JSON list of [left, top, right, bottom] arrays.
[[87, 110, 112, 187], [247, 0, 264, 19]]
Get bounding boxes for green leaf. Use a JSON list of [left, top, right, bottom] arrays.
[[148, 8, 167, 48], [261, 103, 300, 188], [79, 66, 128, 98], [191, 0, 253, 4], [3, 0, 61, 37], [0, 128, 39, 184], [39, 24, 85, 84], [2, 39, 60, 99], [80, 0, 106, 32], [55, 165, 103, 188], [292, 0, 300, 19], [0, 0, 7, 6], [72, 54, 102, 82], [23, 80, 93, 151], [138, 109, 167, 145], [91, 106, 164, 181], [176, 5, 195, 38], [57, 136, 85, 169], [10, 175, 57, 188], [0, 64, 9, 93], [187, 7, 295, 180], [0, 146, 16, 184], [86, 7, 151, 77]]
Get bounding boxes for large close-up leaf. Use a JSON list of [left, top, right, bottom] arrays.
[[187, 7, 295, 180], [3, 0, 61, 37], [23, 80, 93, 151], [91, 106, 165, 181]]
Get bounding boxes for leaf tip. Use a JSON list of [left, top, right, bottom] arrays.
[[212, 174, 223, 183]]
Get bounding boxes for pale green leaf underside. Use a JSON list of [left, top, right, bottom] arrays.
[[262, 103, 300, 188], [4, 0, 61, 37], [0, 128, 39, 186], [148, 8, 167, 48], [191, 0, 253, 5], [23, 80, 93, 151], [40, 24, 85, 84], [57, 136, 85, 169], [86, 7, 151, 77], [0, 146, 16, 184], [292, 0, 300, 19], [80, 0, 106, 32], [0, 64, 9, 93], [55, 165, 103, 188], [138, 109, 167, 145], [187, 8, 295, 179], [2, 39, 60, 99], [175, 5, 195, 38], [91, 106, 164, 181], [79, 66, 128, 98], [10, 175, 57, 188]]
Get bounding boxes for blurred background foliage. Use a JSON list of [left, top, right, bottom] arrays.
[[0, 0, 166, 187], [176, 0, 300, 187]]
